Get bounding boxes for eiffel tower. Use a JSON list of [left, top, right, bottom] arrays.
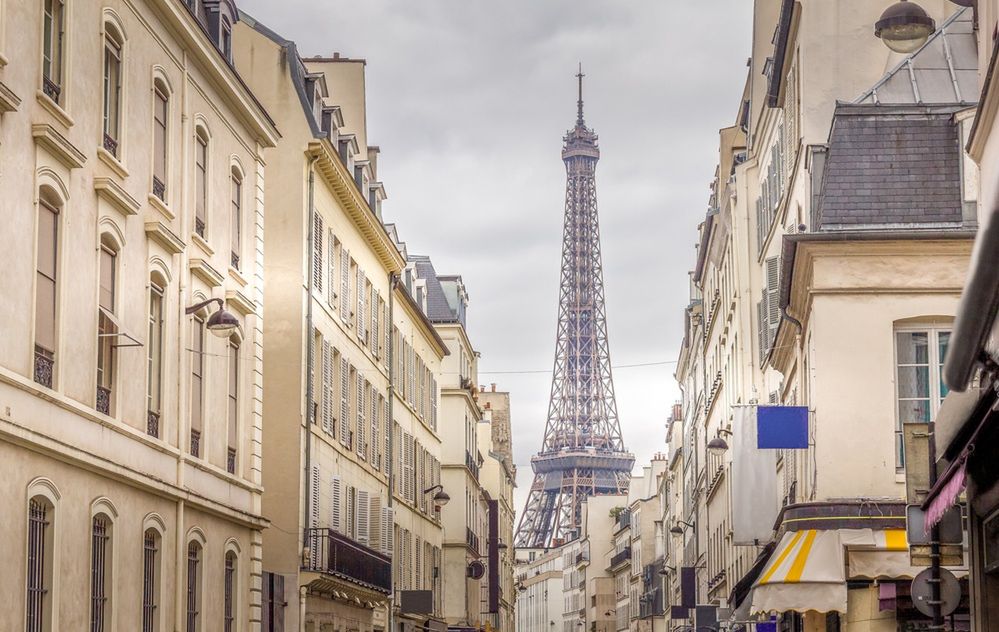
[[515, 68, 633, 549]]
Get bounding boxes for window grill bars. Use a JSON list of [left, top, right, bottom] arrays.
[[224, 554, 235, 632], [186, 542, 200, 632], [90, 516, 110, 632], [142, 532, 158, 632], [26, 500, 49, 632]]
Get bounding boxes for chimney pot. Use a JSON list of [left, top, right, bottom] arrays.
[[491, 383, 496, 392], [333, 52, 340, 59]]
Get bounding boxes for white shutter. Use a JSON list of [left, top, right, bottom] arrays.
[[430, 377, 438, 431], [384, 398, 391, 474], [310, 466, 320, 528], [313, 214, 323, 293], [355, 489, 370, 545], [322, 341, 333, 434], [371, 386, 379, 469], [340, 250, 350, 322], [328, 231, 337, 307], [381, 507, 394, 555], [368, 495, 382, 550], [357, 375, 366, 458], [415, 536, 422, 588], [330, 475, 343, 533], [340, 358, 350, 445], [757, 298, 768, 359], [370, 288, 379, 355], [357, 269, 366, 340], [346, 486, 355, 538], [383, 307, 391, 369], [766, 257, 780, 343]]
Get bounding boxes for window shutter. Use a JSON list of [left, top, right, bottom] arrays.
[[328, 231, 337, 308], [383, 398, 391, 474], [357, 375, 366, 458], [355, 489, 370, 545], [310, 466, 320, 528], [340, 249, 350, 322], [368, 495, 383, 550], [415, 536, 422, 588], [382, 507, 394, 555], [371, 289, 380, 356], [404, 432, 414, 503], [766, 257, 780, 342], [383, 307, 391, 370], [322, 341, 333, 435], [340, 357, 349, 444], [431, 377, 438, 431], [331, 475, 343, 533], [757, 299, 768, 360], [371, 386, 379, 469], [313, 214, 323, 293], [357, 269, 366, 340]]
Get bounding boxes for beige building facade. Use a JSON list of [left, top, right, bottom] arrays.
[[0, 0, 278, 631]]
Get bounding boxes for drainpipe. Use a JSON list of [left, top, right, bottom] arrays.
[[386, 272, 399, 632], [302, 155, 319, 629]]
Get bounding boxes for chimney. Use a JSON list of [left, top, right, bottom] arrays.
[[332, 52, 341, 59], [485, 402, 492, 410], [491, 383, 496, 392]]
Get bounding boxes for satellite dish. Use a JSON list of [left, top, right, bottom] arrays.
[[911, 568, 961, 617]]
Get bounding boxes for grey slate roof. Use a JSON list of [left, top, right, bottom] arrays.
[[409, 255, 460, 324], [814, 104, 964, 229], [855, 8, 978, 106]]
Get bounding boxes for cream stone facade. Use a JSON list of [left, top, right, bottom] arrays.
[[0, 1, 278, 631], [514, 548, 564, 632]]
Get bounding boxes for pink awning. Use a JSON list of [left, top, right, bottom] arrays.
[[923, 456, 968, 532]]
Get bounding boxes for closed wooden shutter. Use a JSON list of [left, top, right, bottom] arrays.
[[369, 495, 382, 550], [371, 289, 380, 356], [415, 536, 422, 588], [766, 257, 780, 343], [383, 398, 391, 474], [310, 466, 320, 528], [381, 507, 393, 555], [340, 358, 349, 445], [355, 489, 370, 545], [357, 269, 366, 340], [383, 306, 391, 370], [328, 231, 337, 308], [404, 432, 414, 503], [313, 214, 323, 293], [322, 341, 333, 435], [330, 475, 343, 533], [346, 486, 355, 538], [430, 377, 438, 431], [340, 249, 350, 322], [371, 385, 379, 469], [357, 375, 366, 458]]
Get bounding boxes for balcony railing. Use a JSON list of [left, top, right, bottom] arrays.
[[147, 410, 160, 438], [33, 347, 53, 388], [615, 509, 631, 533], [42, 77, 61, 103], [152, 176, 166, 201], [303, 528, 391, 594], [96, 385, 111, 415], [608, 547, 631, 570], [465, 451, 479, 480], [103, 133, 118, 157], [466, 527, 480, 554]]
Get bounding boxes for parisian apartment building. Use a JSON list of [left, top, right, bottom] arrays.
[[0, 0, 279, 630]]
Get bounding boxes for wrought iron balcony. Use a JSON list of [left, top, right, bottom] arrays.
[[147, 410, 160, 438], [190, 429, 201, 458], [33, 347, 53, 388], [465, 527, 480, 553], [152, 176, 166, 201], [465, 451, 479, 480], [103, 133, 118, 157], [608, 547, 631, 570], [303, 527, 391, 594], [227, 447, 237, 474], [96, 386, 111, 415], [195, 217, 206, 239], [43, 77, 61, 103]]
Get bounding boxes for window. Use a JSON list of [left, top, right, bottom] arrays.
[[142, 529, 159, 632], [223, 551, 236, 632], [895, 327, 951, 467], [42, 0, 65, 102], [190, 317, 204, 457], [261, 572, 285, 632], [90, 515, 112, 632], [152, 84, 168, 200], [186, 541, 201, 632], [195, 130, 208, 238], [147, 281, 164, 437], [97, 244, 117, 415], [26, 497, 53, 632], [227, 339, 238, 474], [102, 26, 123, 157], [230, 171, 241, 269], [34, 195, 59, 388], [220, 18, 232, 61]]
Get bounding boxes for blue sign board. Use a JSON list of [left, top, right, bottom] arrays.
[[757, 406, 808, 449]]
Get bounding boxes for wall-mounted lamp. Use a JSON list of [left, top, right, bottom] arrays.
[[423, 484, 450, 509], [875, 0, 936, 53], [669, 520, 694, 537], [707, 428, 733, 455], [186, 297, 241, 337], [657, 564, 676, 576]]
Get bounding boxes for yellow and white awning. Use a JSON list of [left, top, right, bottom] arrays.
[[750, 529, 909, 615]]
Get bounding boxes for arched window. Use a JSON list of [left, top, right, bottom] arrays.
[[89, 512, 114, 631], [96, 236, 119, 416], [26, 494, 55, 631], [226, 336, 239, 474], [223, 550, 237, 632], [142, 527, 160, 632], [152, 79, 169, 201], [147, 273, 166, 437], [186, 540, 203, 632], [34, 187, 61, 388], [194, 127, 209, 238], [102, 21, 125, 157], [229, 167, 242, 270], [41, 0, 65, 103]]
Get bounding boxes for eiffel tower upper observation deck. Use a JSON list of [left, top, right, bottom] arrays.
[[515, 69, 634, 550]]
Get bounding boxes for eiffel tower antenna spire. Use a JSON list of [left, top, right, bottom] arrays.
[[515, 71, 633, 550]]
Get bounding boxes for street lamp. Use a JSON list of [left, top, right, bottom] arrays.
[[423, 484, 451, 509], [707, 429, 733, 455], [186, 297, 241, 337], [657, 564, 675, 576], [875, 0, 935, 53], [669, 520, 693, 537]]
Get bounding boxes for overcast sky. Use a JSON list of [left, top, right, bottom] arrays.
[[240, 0, 754, 515]]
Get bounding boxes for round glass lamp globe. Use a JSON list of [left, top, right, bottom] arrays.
[[875, 1, 935, 54]]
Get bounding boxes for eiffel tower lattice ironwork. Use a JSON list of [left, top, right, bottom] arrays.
[[515, 68, 634, 549]]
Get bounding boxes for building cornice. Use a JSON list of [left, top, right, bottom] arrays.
[[394, 282, 449, 359]]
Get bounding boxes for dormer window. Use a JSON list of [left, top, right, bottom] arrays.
[[220, 17, 232, 61]]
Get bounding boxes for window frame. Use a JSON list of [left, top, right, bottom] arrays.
[[34, 194, 60, 389], [25, 495, 55, 632], [893, 324, 951, 469], [226, 338, 239, 474], [89, 513, 113, 632], [96, 243, 118, 416], [142, 527, 160, 632], [229, 168, 242, 270], [41, 0, 65, 103], [223, 549, 237, 632], [194, 127, 209, 239], [186, 540, 202, 632], [190, 315, 205, 457], [102, 24, 124, 157], [152, 81, 169, 201], [147, 280, 165, 436]]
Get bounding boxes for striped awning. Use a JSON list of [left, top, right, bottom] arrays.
[[750, 529, 908, 614]]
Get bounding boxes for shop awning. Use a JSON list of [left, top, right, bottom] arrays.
[[750, 529, 909, 615]]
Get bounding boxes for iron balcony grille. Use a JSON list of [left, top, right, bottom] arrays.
[[27, 499, 48, 632], [195, 217, 206, 239], [303, 527, 391, 594], [96, 385, 111, 415], [231, 251, 240, 270], [190, 429, 201, 458], [227, 448, 237, 474], [465, 451, 480, 480], [609, 547, 631, 570], [465, 527, 480, 554], [147, 411, 160, 438], [103, 133, 118, 157], [34, 346, 54, 388], [43, 77, 61, 103], [152, 176, 166, 201]]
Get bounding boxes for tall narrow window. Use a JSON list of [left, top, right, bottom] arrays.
[[223, 551, 236, 632], [190, 317, 204, 457], [42, 0, 65, 103], [152, 84, 168, 200], [147, 282, 164, 437], [34, 197, 58, 388], [97, 245, 117, 415], [230, 171, 241, 270], [195, 131, 208, 238], [186, 542, 201, 632], [142, 529, 159, 632], [102, 27, 123, 157], [90, 515, 112, 632], [219, 18, 232, 61], [895, 327, 951, 467], [227, 339, 238, 474], [26, 497, 53, 632]]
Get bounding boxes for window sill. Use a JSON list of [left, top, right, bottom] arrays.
[[191, 231, 214, 257], [228, 265, 248, 288], [97, 146, 129, 180], [148, 192, 175, 221], [35, 89, 73, 128]]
